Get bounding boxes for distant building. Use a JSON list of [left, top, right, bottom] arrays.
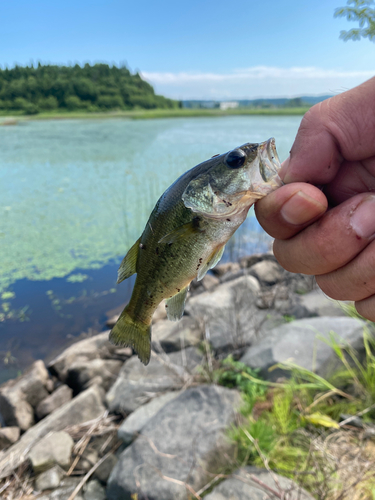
[[220, 101, 239, 110]]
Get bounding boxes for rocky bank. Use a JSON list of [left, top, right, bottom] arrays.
[[0, 252, 367, 499]]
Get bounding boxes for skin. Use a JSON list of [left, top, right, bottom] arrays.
[[255, 76, 375, 320]]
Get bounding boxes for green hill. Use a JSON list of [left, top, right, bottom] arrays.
[[0, 63, 179, 115]]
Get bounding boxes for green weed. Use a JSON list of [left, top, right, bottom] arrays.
[[216, 323, 375, 499]]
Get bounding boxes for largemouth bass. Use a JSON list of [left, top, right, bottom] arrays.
[[110, 138, 282, 364]]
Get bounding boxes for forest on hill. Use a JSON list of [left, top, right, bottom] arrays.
[[0, 63, 179, 114]]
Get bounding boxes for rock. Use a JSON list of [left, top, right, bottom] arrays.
[[107, 385, 241, 500], [0, 360, 50, 430], [28, 430, 74, 472], [35, 465, 64, 491], [297, 288, 347, 317], [77, 448, 99, 472], [94, 453, 118, 483], [0, 385, 105, 479], [204, 466, 314, 499], [0, 427, 20, 449], [152, 316, 202, 352], [118, 391, 180, 444], [66, 359, 122, 394], [249, 260, 284, 286], [239, 253, 276, 269], [106, 314, 120, 328], [240, 317, 371, 380], [152, 299, 168, 323], [0, 390, 33, 431], [46, 378, 55, 393], [219, 268, 244, 283], [48, 331, 123, 382], [106, 348, 203, 414], [36, 384, 73, 420], [37, 477, 84, 500], [212, 261, 240, 277], [185, 275, 268, 353], [84, 479, 107, 500], [201, 274, 220, 290]]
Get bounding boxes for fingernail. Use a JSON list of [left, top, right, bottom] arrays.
[[278, 156, 290, 181], [351, 195, 375, 239], [281, 191, 326, 225]]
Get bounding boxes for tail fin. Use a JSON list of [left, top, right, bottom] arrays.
[[109, 307, 151, 365]]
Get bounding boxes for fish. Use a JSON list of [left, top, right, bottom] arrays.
[[109, 138, 282, 365]]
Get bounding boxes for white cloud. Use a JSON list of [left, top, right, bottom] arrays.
[[141, 66, 375, 100]]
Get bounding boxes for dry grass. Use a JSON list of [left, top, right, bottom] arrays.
[[0, 411, 122, 500]]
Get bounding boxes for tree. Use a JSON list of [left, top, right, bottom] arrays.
[[335, 0, 375, 41]]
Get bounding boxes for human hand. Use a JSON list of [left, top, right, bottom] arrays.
[[255, 77, 375, 320]]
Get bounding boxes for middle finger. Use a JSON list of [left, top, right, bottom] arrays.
[[273, 193, 375, 276]]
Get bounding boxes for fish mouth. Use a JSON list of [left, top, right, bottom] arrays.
[[258, 137, 282, 183]]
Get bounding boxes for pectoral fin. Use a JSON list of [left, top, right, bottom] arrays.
[[197, 245, 225, 281], [158, 219, 203, 245], [117, 237, 140, 284], [165, 286, 189, 321]]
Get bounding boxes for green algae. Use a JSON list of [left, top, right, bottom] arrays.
[[0, 116, 300, 308]]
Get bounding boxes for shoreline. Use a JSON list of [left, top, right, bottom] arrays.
[[0, 106, 310, 124]]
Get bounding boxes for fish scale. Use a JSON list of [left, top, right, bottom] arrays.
[[109, 138, 282, 364]]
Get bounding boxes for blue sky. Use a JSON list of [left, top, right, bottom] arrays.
[[1, 0, 374, 99]]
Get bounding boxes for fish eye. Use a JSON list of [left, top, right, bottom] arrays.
[[225, 149, 246, 169]]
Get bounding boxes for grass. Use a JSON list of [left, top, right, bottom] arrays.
[[0, 106, 311, 123], [213, 323, 375, 499]]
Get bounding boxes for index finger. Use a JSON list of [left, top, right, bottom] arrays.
[[255, 182, 328, 240], [282, 77, 375, 185]]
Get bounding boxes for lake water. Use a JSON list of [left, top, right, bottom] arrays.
[[0, 115, 302, 381]]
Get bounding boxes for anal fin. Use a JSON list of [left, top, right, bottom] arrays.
[[117, 237, 140, 284], [166, 286, 189, 321], [197, 245, 225, 281]]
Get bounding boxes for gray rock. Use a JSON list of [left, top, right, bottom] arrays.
[[38, 477, 84, 500], [212, 261, 240, 277], [94, 453, 118, 483], [35, 465, 64, 491], [0, 426, 20, 449], [29, 430, 74, 472], [107, 385, 241, 500], [48, 331, 123, 382], [185, 275, 268, 352], [106, 348, 203, 414], [118, 391, 181, 444], [77, 448, 99, 472], [241, 316, 370, 380], [152, 316, 202, 352], [201, 274, 220, 290], [204, 466, 314, 499], [239, 253, 276, 269], [66, 358, 122, 394], [36, 384, 73, 420], [84, 479, 107, 500], [152, 299, 168, 323], [219, 268, 244, 283], [0, 389, 34, 431], [297, 288, 347, 317], [0, 360, 50, 430], [0, 385, 105, 479], [249, 260, 284, 286]]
